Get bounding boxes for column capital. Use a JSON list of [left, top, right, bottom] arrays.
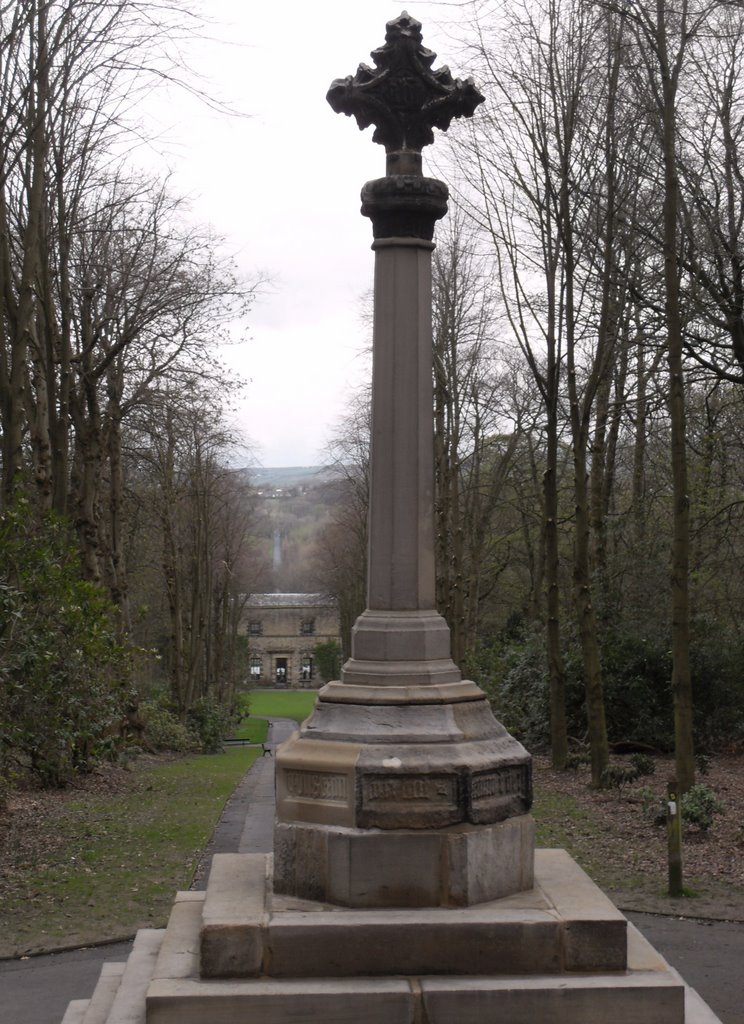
[[361, 175, 448, 240]]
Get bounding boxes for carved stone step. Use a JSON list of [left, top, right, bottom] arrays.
[[82, 962, 125, 1024], [60, 1000, 89, 1024], [152, 892, 204, 984], [140, 850, 695, 1024], [106, 929, 163, 1024], [198, 849, 627, 978], [60, 852, 723, 1024]]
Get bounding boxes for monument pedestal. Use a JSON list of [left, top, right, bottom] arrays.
[[273, 680, 534, 907], [63, 848, 721, 1024]]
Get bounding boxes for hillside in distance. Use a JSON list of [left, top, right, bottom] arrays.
[[250, 465, 340, 491], [247, 465, 346, 592]]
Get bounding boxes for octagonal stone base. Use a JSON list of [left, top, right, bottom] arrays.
[[276, 688, 532, 830], [273, 815, 535, 908], [274, 677, 534, 907]]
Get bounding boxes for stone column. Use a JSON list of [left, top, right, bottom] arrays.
[[340, 178, 464, 694], [274, 12, 534, 909]]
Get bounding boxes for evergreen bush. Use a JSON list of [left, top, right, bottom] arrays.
[[680, 783, 724, 831], [140, 700, 198, 753], [0, 499, 131, 789]]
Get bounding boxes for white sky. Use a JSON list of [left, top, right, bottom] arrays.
[[140, 1, 467, 467]]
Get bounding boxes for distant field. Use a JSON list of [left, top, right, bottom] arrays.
[[243, 689, 318, 723], [250, 465, 339, 488]]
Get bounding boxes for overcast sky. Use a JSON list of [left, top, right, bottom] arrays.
[[141, 1, 468, 467]]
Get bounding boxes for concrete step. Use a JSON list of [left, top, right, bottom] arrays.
[[82, 962, 125, 1024], [148, 976, 416, 1024], [201, 853, 269, 977], [152, 892, 204, 983], [627, 923, 722, 1024], [146, 968, 688, 1024], [106, 929, 164, 1024], [144, 873, 689, 1024], [419, 971, 685, 1023], [685, 981, 727, 1024], [61, 1000, 89, 1024], [196, 848, 627, 978]]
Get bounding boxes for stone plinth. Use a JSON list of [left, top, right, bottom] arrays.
[[59, 846, 725, 1024], [274, 816, 534, 908], [273, 685, 533, 906], [137, 850, 720, 1024]]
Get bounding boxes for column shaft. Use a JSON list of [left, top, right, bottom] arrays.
[[368, 238, 436, 611]]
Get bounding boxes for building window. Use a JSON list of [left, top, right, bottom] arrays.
[[249, 657, 262, 679], [248, 621, 262, 636], [301, 655, 313, 681], [300, 619, 315, 636]]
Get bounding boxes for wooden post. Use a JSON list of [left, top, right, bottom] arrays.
[[667, 778, 683, 897]]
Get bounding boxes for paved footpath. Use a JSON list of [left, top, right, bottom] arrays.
[[2, 715, 743, 1024]]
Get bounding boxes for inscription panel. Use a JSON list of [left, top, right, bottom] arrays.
[[284, 770, 348, 804], [362, 774, 458, 808], [471, 765, 529, 802], [359, 772, 463, 828], [468, 764, 532, 824]]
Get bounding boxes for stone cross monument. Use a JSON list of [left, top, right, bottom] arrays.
[[57, 16, 723, 1022], [274, 11, 534, 908]]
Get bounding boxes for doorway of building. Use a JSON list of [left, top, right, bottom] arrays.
[[275, 657, 288, 688]]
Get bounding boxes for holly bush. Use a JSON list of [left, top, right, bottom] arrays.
[[0, 499, 131, 790]]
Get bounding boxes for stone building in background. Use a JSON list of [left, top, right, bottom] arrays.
[[241, 593, 340, 688]]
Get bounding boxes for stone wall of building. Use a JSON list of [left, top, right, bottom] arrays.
[[241, 593, 340, 688]]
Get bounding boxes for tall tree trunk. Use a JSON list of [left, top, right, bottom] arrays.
[[4, 2, 49, 502], [658, 0, 695, 792], [563, 165, 610, 786], [544, 403, 569, 770], [105, 370, 130, 633]]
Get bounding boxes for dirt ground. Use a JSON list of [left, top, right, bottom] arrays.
[[532, 753, 744, 921]]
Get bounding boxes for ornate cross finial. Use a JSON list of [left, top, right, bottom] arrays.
[[327, 11, 484, 175]]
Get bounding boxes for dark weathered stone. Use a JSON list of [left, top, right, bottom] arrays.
[[361, 175, 448, 240], [467, 765, 533, 825], [327, 11, 484, 174], [359, 772, 462, 829]]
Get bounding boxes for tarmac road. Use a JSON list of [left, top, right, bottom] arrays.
[[2, 716, 742, 1024]]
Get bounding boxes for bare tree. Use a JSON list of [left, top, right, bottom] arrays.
[[432, 212, 520, 671], [128, 384, 260, 715], [601, 0, 728, 791], [313, 391, 370, 660]]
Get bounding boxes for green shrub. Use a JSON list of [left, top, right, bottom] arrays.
[[187, 696, 236, 754], [313, 639, 342, 682], [636, 785, 657, 814], [681, 783, 724, 831], [689, 617, 744, 748], [140, 701, 198, 753], [475, 629, 556, 749], [0, 499, 131, 788], [600, 763, 638, 793], [474, 610, 744, 758], [599, 629, 673, 750], [629, 753, 656, 777]]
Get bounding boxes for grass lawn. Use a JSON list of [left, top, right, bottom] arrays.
[[232, 716, 269, 743], [243, 689, 318, 724], [0, 746, 260, 957]]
